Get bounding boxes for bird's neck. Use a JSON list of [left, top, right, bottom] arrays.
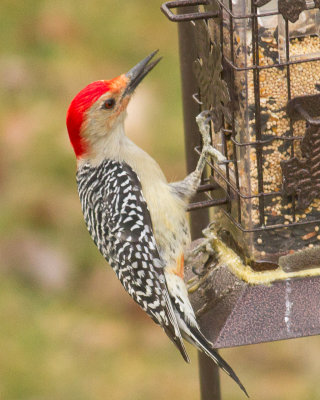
[[78, 120, 128, 167], [78, 121, 166, 187]]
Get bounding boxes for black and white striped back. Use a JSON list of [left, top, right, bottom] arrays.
[[76, 159, 188, 360]]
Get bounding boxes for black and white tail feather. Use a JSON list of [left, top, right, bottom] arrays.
[[168, 282, 248, 397], [186, 326, 248, 397]]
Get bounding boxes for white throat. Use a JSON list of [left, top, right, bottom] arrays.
[[91, 120, 127, 164], [80, 117, 129, 167]]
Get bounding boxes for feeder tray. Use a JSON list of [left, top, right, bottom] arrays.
[[186, 239, 320, 347]]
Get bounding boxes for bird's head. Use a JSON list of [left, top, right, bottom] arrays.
[[66, 50, 161, 159]]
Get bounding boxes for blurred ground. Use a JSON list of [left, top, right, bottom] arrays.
[[0, 1, 320, 399]]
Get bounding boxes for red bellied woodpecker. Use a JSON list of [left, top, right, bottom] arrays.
[[66, 50, 247, 396]]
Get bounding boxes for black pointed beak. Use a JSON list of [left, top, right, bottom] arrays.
[[123, 50, 162, 96]]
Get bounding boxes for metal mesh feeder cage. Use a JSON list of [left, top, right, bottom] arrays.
[[161, 0, 320, 350]]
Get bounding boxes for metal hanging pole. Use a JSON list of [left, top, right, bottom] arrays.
[[177, 8, 222, 400], [198, 351, 221, 400]]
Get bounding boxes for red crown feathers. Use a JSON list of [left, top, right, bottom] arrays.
[[66, 80, 111, 158]]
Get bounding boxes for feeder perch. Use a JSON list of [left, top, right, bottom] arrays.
[[162, 0, 320, 397]]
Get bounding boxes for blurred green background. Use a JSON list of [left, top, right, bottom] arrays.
[[1, 1, 320, 399]]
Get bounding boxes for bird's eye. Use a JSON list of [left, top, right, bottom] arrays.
[[103, 98, 116, 110]]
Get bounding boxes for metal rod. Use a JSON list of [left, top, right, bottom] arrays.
[[228, 0, 242, 224], [161, 0, 219, 22], [197, 183, 220, 192], [216, 0, 316, 20], [177, 7, 210, 237], [251, 0, 265, 226], [187, 197, 228, 211], [223, 53, 320, 72], [177, 8, 221, 400], [198, 351, 221, 400], [285, 18, 296, 221]]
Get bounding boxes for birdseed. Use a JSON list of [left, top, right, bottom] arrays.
[[214, 23, 320, 265]]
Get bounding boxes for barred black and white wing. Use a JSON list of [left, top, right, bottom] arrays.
[[77, 160, 188, 361]]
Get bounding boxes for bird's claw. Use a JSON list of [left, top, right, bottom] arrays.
[[196, 110, 212, 149], [196, 110, 212, 122], [191, 266, 201, 276], [187, 267, 215, 293]]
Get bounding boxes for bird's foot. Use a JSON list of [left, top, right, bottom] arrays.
[[187, 267, 214, 294], [196, 110, 212, 151], [190, 236, 216, 259], [186, 226, 218, 293], [196, 111, 227, 164]]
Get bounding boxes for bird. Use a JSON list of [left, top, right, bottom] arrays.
[[66, 50, 248, 397]]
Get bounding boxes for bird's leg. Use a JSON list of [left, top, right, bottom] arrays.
[[170, 111, 220, 292], [185, 226, 217, 266], [196, 111, 229, 165], [169, 110, 213, 202], [189, 226, 217, 258], [194, 110, 213, 176], [186, 226, 219, 293]]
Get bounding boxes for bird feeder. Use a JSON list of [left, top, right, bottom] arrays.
[[161, 0, 320, 393]]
